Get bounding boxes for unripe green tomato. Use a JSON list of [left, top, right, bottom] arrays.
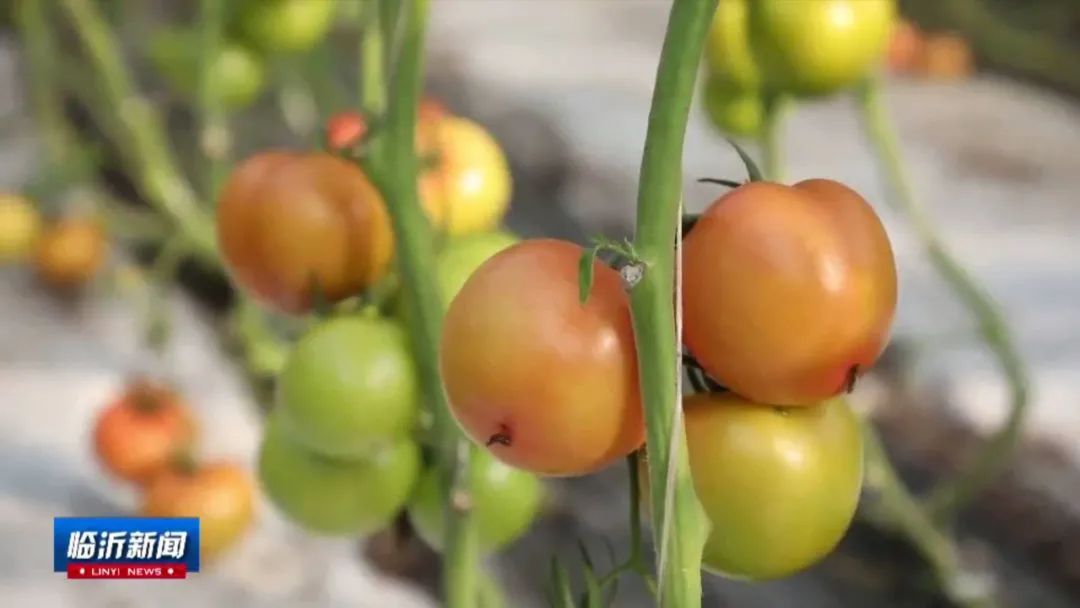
[[408, 449, 543, 553], [680, 394, 863, 580], [436, 230, 520, 304], [704, 0, 760, 89], [236, 0, 336, 54], [149, 29, 265, 110], [702, 77, 763, 139], [277, 315, 418, 459], [258, 411, 420, 536], [748, 0, 896, 96]]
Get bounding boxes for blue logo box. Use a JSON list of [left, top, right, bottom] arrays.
[[54, 517, 200, 573]]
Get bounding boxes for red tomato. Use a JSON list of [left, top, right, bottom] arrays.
[[216, 151, 394, 314], [93, 379, 197, 484], [682, 179, 897, 405], [440, 239, 644, 476]]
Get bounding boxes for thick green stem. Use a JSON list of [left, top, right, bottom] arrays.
[[631, 0, 716, 606], [360, 0, 386, 116], [863, 425, 996, 608], [59, 0, 217, 264], [362, 1, 480, 606], [855, 77, 1030, 521], [197, 0, 228, 201], [759, 93, 788, 182]]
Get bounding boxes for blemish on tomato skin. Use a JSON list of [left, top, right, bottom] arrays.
[[486, 423, 512, 447]]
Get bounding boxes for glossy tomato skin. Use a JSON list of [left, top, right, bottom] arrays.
[[0, 194, 41, 263], [216, 151, 393, 314], [704, 0, 760, 89], [94, 380, 196, 484], [682, 393, 863, 580], [440, 239, 644, 476], [683, 179, 896, 406], [702, 76, 763, 139], [426, 117, 512, 235], [408, 449, 542, 553], [749, 0, 896, 95], [277, 315, 418, 459], [236, 0, 336, 53], [141, 462, 255, 559], [258, 411, 420, 536], [33, 218, 107, 289]]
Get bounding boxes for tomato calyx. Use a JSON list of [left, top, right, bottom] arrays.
[[126, 377, 172, 413], [578, 235, 642, 304], [168, 447, 200, 476], [697, 177, 743, 189], [682, 353, 729, 395]]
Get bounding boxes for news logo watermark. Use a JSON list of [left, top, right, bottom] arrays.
[[54, 517, 200, 579]]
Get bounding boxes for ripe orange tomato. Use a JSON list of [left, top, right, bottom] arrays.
[[94, 379, 197, 484], [216, 151, 394, 314], [918, 33, 975, 81], [682, 179, 896, 406], [425, 116, 512, 235], [440, 239, 644, 476], [141, 461, 255, 559], [672, 393, 863, 580], [33, 217, 107, 289], [885, 19, 924, 74]]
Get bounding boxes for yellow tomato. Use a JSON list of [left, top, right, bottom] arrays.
[[0, 194, 42, 263], [427, 117, 512, 235]]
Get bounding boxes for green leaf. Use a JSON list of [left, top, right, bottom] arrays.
[[578, 245, 599, 305], [726, 138, 764, 182]]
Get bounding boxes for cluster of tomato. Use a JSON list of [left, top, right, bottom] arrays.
[[701, 0, 896, 138], [93, 378, 255, 558], [0, 193, 107, 291], [438, 184, 897, 579], [216, 102, 543, 552], [150, 0, 342, 111], [886, 19, 976, 82]]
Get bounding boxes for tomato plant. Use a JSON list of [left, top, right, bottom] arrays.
[[234, 0, 336, 54], [141, 460, 255, 558], [216, 151, 394, 314], [0, 194, 41, 263], [702, 76, 763, 138], [32, 217, 107, 289], [408, 448, 543, 553], [747, 0, 896, 96], [682, 179, 897, 406], [440, 239, 644, 476], [277, 315, 418, 459], [678, 393, 862, 580], [258, 411, 420, 536], [93, 379, 196, 484], [426, 116, 512, 236]]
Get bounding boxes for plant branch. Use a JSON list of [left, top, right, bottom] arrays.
[[360, 1, 480, 606], [360, 0, 386, 116], [59, 0, 218, 265], [855, 76, 1030, 522], [759, 92, 788, 182], [862, 424, 996, 608], [630, 0, 716, 606], [197, 0, 228, 201]]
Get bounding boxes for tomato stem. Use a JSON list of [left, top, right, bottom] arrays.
[[358, 1, 482, 606], [196, 0, 229, 202], [59, 0, 219, 266], [629, 0, 716, 606], [759, 92, 788, 182], [855, 76, 1030, 522]]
